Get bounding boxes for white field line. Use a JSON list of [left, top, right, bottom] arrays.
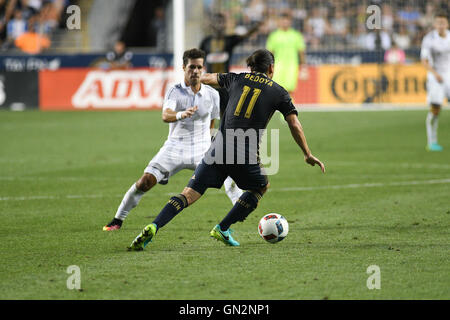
[[0, 162, 449, 182], [2, 178, 448, 201], [331, 161, 450, 170], [294, 104, 450, 112], [273, 178, 450, 192]]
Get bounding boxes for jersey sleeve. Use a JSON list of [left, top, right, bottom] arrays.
[[217, 73, 239, 90], [162, 87, 177, 110], [277, 90, 298, 119], [211, 89, 220, 120], [228, 34, 244, 48], [420, 34, 432, 62]]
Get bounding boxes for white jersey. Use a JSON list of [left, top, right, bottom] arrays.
[[421, 29, 450, 76], [144, 81, 220, 183], [163, 81, 220, 150]]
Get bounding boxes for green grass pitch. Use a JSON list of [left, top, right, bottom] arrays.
[[0, 109, 449, 299]]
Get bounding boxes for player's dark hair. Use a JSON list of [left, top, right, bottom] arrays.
[[183, 48, 206, 66], [435, 10, 448, 20], [246, 49, 275, 73]]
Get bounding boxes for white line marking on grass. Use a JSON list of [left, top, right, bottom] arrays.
[[273, 178, 450, 192], [0, 194, 115, 201], [1, 178, 449, 201], [294, 104, 450, 112], [332, 161, 450, 170]]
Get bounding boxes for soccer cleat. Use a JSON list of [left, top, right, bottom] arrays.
[[103, 218, 123, 231], [127, 223, 157, 251], [210, 225, 240, 246], [426, 143, 443, 152]]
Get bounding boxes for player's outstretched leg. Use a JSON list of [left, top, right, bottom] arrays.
[[128, 188, 201, 251], [426, 105, 443, 151], [103, 173, 156, 231], [210, 188, 266, 246], [127, 223, 157, 251], [210, 225, 240, 246], [223, 176, 244, 205]]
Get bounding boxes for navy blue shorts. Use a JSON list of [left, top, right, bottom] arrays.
[[187, 159, 269, 194]]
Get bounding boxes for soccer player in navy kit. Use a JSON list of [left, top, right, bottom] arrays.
[[128, 49, 325, 250]]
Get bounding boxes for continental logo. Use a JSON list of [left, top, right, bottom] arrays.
[[244, 73, 273, 86], [320, 64, 427, 104]]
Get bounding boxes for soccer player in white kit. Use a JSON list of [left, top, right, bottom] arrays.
[[421, 11, 450, 151], [103, 49, 243, 231]]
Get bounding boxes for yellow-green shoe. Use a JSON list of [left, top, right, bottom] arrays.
[[127, 223, 157, 251], [210, 225, 240, 246]]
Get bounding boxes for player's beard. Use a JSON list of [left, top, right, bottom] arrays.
[[190, 76, 199, 86]]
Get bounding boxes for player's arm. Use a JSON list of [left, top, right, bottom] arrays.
[[421, 35, 443, 83], [162, 106, 198, 123], [210, 119, 218, 138], [241, 20, 264, 39], [422, 58, 443, 83], [298, 33, 308, 79], [285, 113, 325, 173], [200, 73, 219, 86]]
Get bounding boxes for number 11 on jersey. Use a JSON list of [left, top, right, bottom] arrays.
[[234, 85, 261, 119]]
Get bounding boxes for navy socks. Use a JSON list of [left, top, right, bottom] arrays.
[[219, 191, 261, 231], [152, 194, 188, 230]]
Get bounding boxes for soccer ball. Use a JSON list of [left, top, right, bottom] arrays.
[[258, 213, 289, 243]]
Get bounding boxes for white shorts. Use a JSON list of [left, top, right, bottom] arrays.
[[144, 140, 206, 184], [427, 72, 450, 106]]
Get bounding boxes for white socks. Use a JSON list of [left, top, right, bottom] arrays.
[[224, 176, 244, 205], [114, 183, 145, 221], [426, 111, 439, 146]]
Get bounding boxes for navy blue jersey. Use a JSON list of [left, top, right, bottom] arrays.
[[208, 72, 298, 164], [200, 35, 243, 74]]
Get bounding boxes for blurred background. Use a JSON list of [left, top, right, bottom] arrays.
[[0, 0, 448, 110]]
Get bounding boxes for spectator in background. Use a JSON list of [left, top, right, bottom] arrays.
[[347, 23, 367, 49], [39, 0, 61, 32], [397, 2, 422, 34], [243, 0, 265, 24], [419, 3, 436, 32], [304, 5, 329, 49], [329, 7, 349, 48], [381, 3, 395, 34], [393, 23, 411, 50], [26, 0, 42, 15], [18, 0, 38, 20], [105, 40, 133, 69], [14, 15, 50, 54], [365, 29, 391, 51], [151, 6, 166, 51], [6, 9, 26, 42], [384, 41, 406, 64]]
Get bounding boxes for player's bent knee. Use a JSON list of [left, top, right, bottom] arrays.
[[181, 187, 202, 206], [136, 173, 157, 192]]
